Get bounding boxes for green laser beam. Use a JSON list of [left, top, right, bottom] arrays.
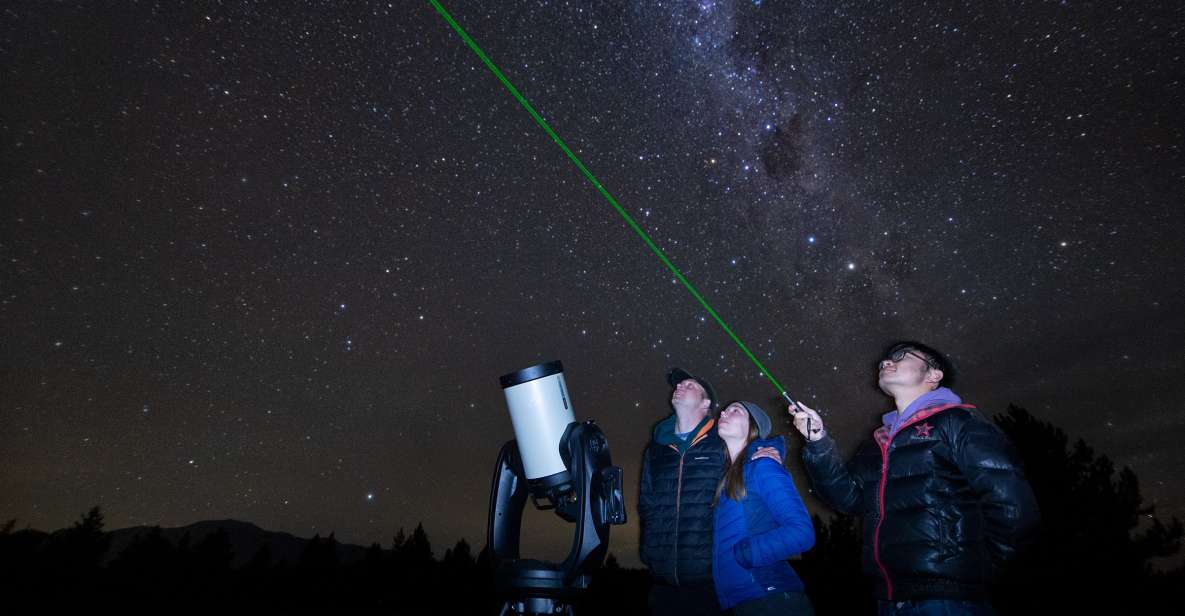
[[429, 0, 796, 404]]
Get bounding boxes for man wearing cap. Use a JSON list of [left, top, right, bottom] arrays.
[[788, 341, 1039, 615], [638, 368, 782, 615]]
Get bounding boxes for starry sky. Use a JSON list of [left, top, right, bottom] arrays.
[[2, 2, 1183, 566]]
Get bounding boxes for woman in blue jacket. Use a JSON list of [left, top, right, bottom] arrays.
[[713, 401, 816, 615]]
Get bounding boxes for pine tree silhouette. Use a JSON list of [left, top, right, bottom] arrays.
[[994, 405, 1184, 613], [406, 522, 433, 563], [32, 506, 110, 605], [796, 514, 872, 615], [10, 406, 1180, 613]]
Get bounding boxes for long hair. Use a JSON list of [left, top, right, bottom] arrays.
[[714, 415, 761, 504]]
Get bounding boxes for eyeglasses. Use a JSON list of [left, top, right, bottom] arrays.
[[880, 348, 936, 370]]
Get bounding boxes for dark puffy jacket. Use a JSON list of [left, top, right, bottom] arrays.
[[639, 414, 728, 587], [802, 403, 1039, 601], [713, 436, 814, 609]]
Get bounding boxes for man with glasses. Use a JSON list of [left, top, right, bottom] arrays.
[[789, 342, 1038, 615]]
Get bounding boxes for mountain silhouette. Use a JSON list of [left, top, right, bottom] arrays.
[[102, 519, 370, 568]]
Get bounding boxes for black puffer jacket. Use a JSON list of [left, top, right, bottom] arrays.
[[802, 403, 1039, 601], [638, 414, 728, 587]]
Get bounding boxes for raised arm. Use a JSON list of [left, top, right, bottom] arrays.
[[792, 402, 865, 514]]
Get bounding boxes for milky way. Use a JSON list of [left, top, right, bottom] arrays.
[[2, 1, 1182, 566]]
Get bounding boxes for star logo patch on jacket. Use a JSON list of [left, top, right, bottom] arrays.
[[913, 422, 934, 439]]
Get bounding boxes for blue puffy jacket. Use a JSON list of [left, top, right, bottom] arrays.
[[712, 436, 815, 609]]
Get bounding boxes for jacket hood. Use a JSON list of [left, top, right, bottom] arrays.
[[882, 387, 963, 433]]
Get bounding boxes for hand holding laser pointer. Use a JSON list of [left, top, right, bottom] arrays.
[[788, 399, 826, 442]]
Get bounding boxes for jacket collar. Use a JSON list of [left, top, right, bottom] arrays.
[[873, 403, 977, 448], [882, 387, 962, 432], [654, 413, 716, 452]]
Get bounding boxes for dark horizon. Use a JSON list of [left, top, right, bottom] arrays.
[[4, 405, 1180, 614], [6, 399, 1183, 574]]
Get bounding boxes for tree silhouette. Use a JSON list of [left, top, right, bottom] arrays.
[[405, 522, 433, 563], [993, 405, 1184, 613], [22, 505, 110, 605], [387, 523, 436, 611], [63, 506, 109, 565], [5, 404, 1181, 613], [50, 506, 109, 576], [796, 514, 872, 615], [297, 532, 339, 571], [391, 526, 407, 551], [0, 519, 47, 600], [107, 526, 187, 604], [438, 539, 487, 614], [109, 526, 178, 574], [441, 537, 474, 578], [584, 552, 650, 615]]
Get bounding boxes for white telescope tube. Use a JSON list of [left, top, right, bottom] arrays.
[[500, 361, 575, 481]]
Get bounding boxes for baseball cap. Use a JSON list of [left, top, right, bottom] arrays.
[[666, 367, 717, 411]]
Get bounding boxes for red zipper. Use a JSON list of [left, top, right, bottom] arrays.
[[873, 437, 894, 600], [871, 403, 975, 600]]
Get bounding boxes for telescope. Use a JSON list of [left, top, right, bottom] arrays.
[[488, 360, 627, 616]]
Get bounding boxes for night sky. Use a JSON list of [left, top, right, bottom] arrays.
[[3, 2, 1183, 566]]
